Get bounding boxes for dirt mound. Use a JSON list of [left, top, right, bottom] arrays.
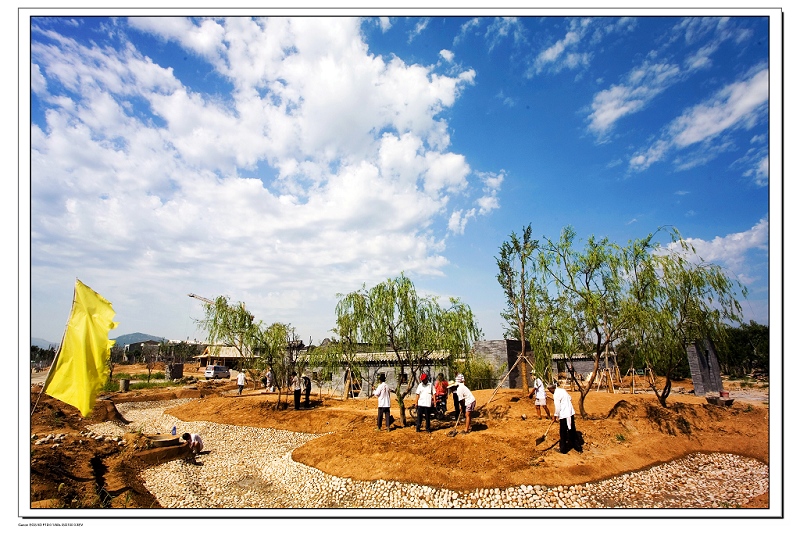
[[163, 385, 769, 493]]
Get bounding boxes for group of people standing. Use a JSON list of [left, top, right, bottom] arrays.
[[291, 371, 312, 410], [373, 371, 476, 434], [372, 369, 581, 455], [242, 367, 314, 410]]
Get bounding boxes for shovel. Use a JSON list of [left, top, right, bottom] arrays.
[[447, 412, 462, 437], [535, 418, 554, 446]]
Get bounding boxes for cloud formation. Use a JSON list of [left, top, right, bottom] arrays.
[[667, 216, 769, 286], [629, 67, 768, 172], [30, 17, 495, 339]]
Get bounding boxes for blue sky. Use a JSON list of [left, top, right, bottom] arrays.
[[24, 11, 779, 346]]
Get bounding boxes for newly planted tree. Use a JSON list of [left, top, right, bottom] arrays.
[[496, 225, 538, 391], [537, 226, 628, 418]]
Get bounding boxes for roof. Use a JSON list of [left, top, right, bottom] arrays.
[[346, 349, 451, 364], [552, 352, 616, 361], [198, 346, 252, 359]]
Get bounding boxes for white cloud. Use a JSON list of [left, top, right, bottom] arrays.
[[440, 49, 454, 63], [670, 68, 768, 147], [628, 67, 768, 172], [485, 17, 525, 52], [408, 17, 429, 43], [29, 17, 496, 342], [531, 18, 591, 76], [448, 208, 476, 235], [496, 90, 516, 107], [669, 217, 769, 275], [454, 18, 481, 46], [588, 62, 681, 136], [378, 17, 392, 32]]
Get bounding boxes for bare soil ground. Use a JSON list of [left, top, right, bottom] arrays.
[[28, 363, 770, 509]]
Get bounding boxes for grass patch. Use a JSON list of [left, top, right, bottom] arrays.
[[615, 433, 626, 442], [129, 380, 173, 390], [114, 372, 165, 381], [101, 374, 174, 392]]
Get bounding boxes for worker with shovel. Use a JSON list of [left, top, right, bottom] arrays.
[[451, 374, 476, 434], [548, 382, 582, 454]]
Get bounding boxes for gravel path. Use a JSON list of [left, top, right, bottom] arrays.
[[88, 399, 769, 509]]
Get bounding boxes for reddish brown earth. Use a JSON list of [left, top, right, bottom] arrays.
[[28, 364, 770, 509]]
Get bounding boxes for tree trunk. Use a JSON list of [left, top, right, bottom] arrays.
[[519, 355, 530, 391]]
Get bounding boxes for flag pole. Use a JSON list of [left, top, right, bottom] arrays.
[[31, 280, 77, 416]]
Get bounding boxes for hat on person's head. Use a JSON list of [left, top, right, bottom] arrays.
[[547, 382, 557, 390], [420, 373, 428, 381], [448, 381, 459, 388]]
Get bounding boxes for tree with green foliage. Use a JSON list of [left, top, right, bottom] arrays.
[[197, 296, 263, 371], [626, 230, 746, 407], [537, 226, 628, 418], [496, 224, 538, 392], [257, 322, 295, 407], [335, 273, 482, 426], [721, 321, 768, 377]]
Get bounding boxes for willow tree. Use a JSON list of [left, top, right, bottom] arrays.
[[537, 226, 628, 418], [257, 321, 300, 408], [496, 224, 537, 392], [196, 296, 263, 381], [335, 273, 481, 426], [635, 234, 746, 407]]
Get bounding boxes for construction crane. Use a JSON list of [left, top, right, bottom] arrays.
[[188, 293, 214, 304], [189, 293, 247, 312]]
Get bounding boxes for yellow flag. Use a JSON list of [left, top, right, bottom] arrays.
[[43, 280, 118, 417]]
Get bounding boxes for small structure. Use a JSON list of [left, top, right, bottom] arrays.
[[165, 363, 184, 380], [195, 346, 249, 370], [686, 338, 723, 396]]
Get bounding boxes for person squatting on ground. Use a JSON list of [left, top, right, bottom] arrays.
[[415, 373, 435, 432], [434, 373, 449, 414], [549, 382, 582, 454], [291, 371, 301, 410], [373, 374, 393, 431], [527, 371, 551, 419], [452, 374, 476, 433], [182, 432, 203, 453], [302, 374, 312, 408], [237, 370, 247, 395]]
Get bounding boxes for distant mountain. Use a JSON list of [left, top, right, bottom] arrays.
[[31, 337, 59, 350], [112, 332, 166, 345]]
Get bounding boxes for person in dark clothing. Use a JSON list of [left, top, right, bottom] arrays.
[[451, 377, 461, 420], [302, 374, 312, 408], [291, 372, 301, 410]]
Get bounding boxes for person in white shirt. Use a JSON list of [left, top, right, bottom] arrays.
[[373, 374, 393, 431], [415, 373, 435, 432], [237, 370, 247, 395], [527, 371, 551, 419], [548, 382, 581, 454], [181, 432, 203, 464], [452, 373, 476, 433]]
